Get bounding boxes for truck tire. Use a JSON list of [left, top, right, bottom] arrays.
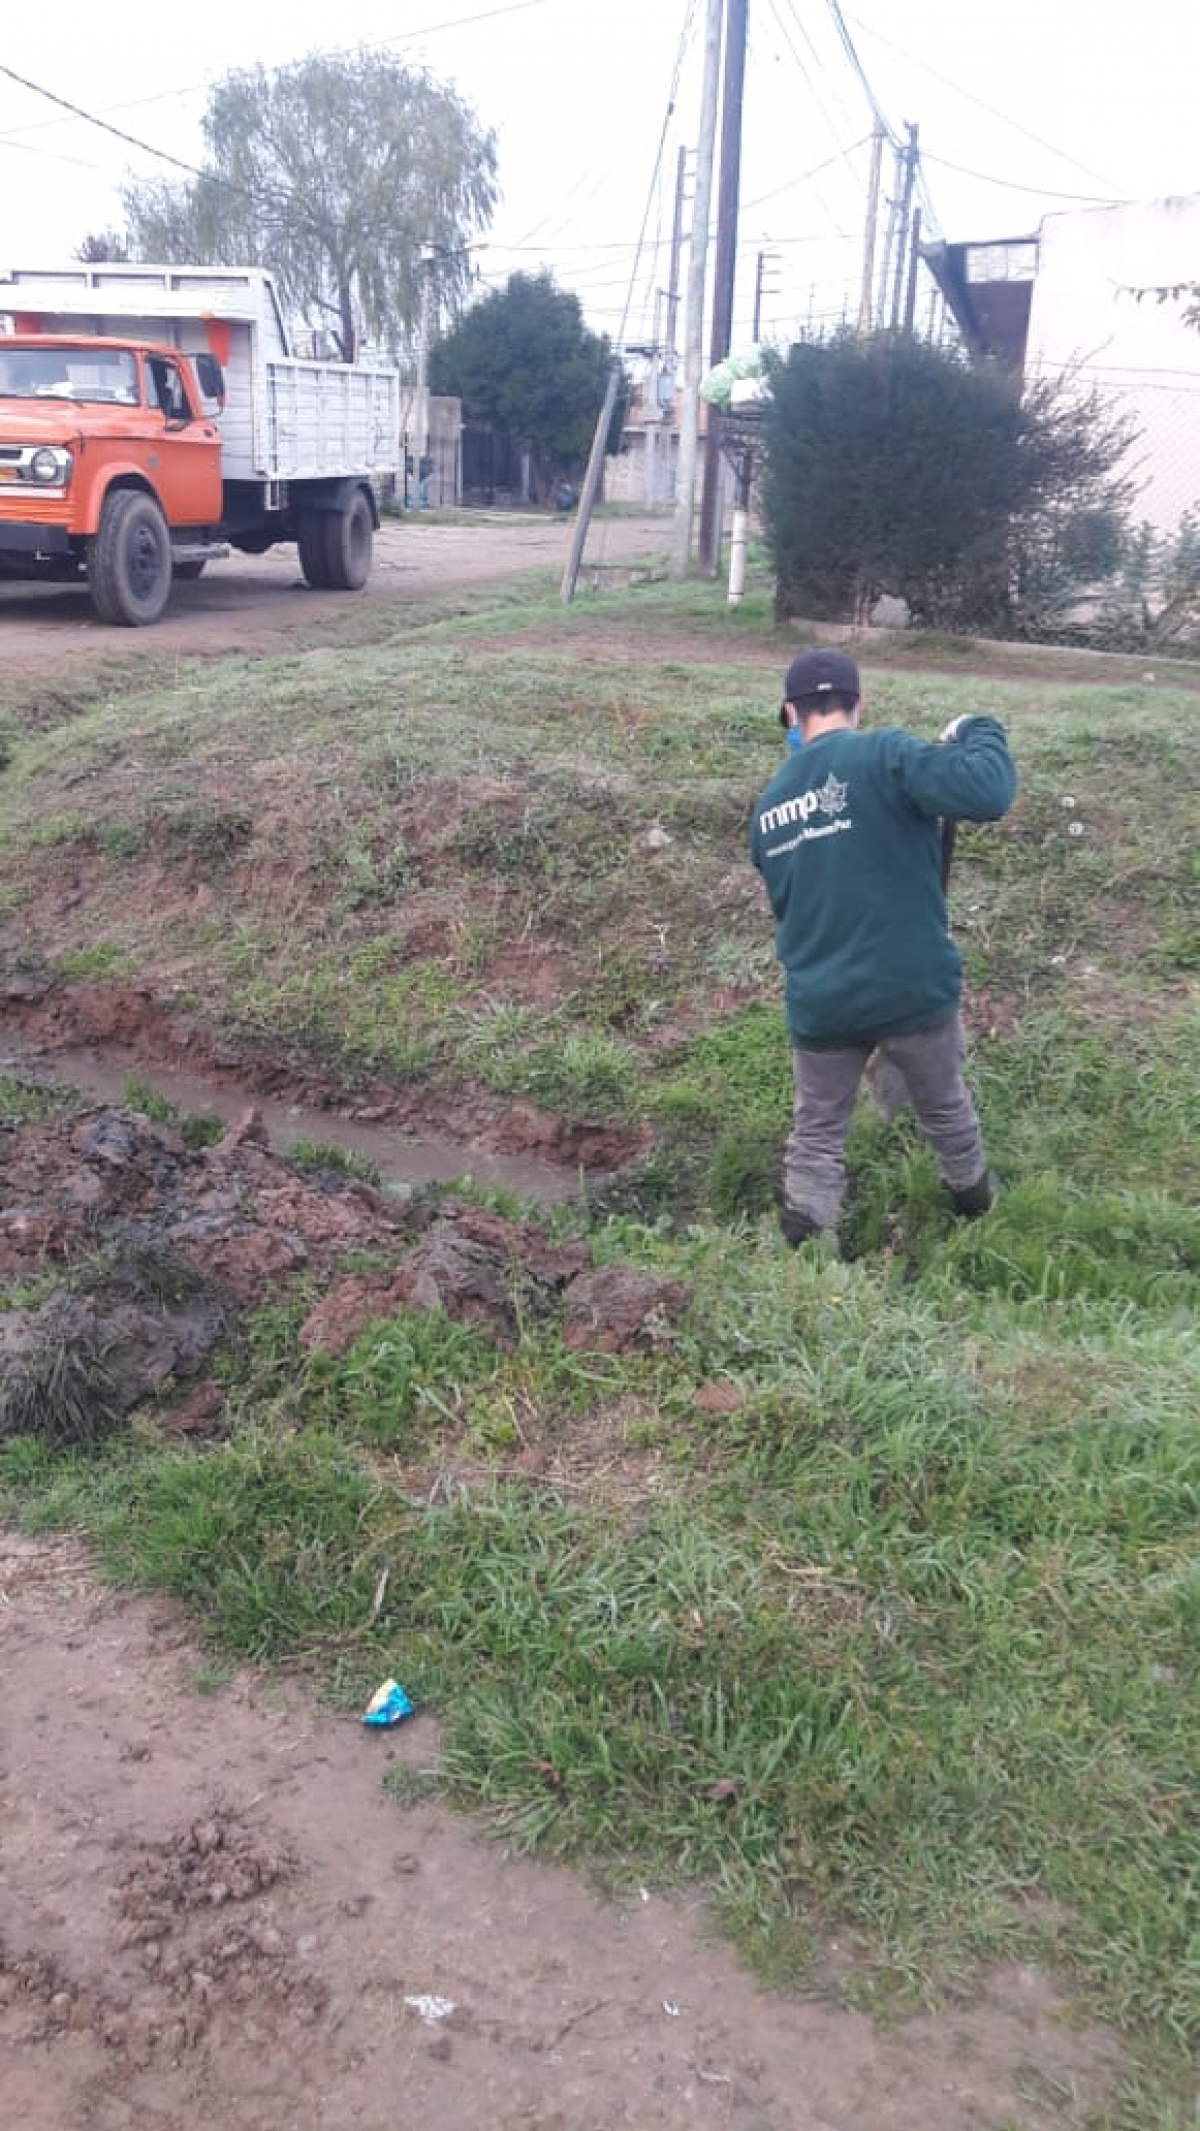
[[323, 490, 373, 591], [173, 559, 206, 581], [297, 510, 333, 590], [88, 489, 173, 627]]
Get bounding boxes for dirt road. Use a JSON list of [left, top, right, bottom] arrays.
[[0, 513, 671, 679], [0, 1532, 1111, 2131]]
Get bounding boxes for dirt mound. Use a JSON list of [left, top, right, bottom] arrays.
[[0, 1092, 692, 1440]]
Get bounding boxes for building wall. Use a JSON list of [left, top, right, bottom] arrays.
[[1025, 194, 1200, 536]]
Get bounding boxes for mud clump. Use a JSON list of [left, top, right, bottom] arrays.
[[117, 1812, 294, 1946], [0, 1090, 694, 1444]]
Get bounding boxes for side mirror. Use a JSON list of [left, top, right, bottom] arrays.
[[195, 354, 226, 409]]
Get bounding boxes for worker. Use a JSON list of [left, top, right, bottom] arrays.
[[750, 648, 1018, 1247]]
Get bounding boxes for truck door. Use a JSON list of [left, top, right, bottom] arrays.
[[143, 355, 222, 528]]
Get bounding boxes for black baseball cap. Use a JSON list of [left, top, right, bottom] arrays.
[[783, 648, 861, 707]]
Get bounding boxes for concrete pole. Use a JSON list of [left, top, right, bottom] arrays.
[[670, 0, 724, 579], [666, 145, 688, 361], [699, 0, 749, 574], [903, 205, 923, 336], [875, 141, 904, 330], [727, 449, 754, 605], [415, 242, 435, 504], [889, 126, 919, 332], [856, 123, 885, 335]]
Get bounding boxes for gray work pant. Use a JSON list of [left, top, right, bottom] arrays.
[[785, 1015, 987, 1231]]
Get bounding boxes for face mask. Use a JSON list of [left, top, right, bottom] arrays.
[[786, 725, 802, 751]]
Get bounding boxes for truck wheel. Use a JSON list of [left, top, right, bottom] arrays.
[[88, 489, 173, 627], [297, 510, 332, 589], [173, 559, 206, 581], [323, 490, 373, 591]]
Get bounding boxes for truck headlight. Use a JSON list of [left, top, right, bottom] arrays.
[[29, 446, 72, 484]]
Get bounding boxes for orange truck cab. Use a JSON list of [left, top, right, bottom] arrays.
[[0, 266, 402, 626]]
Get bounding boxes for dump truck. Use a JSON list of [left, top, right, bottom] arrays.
[[0, 264, 402, 625]]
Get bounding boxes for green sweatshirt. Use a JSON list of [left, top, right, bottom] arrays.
[[750, 716, 1017, 1048]]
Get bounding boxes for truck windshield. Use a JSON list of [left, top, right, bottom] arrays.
[[0, 347, 139, 404]]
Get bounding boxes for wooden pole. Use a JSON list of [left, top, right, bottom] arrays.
[[560, 360, 623, 604]]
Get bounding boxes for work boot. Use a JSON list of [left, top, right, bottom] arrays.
[[780, 1204, 824, 1248], [948, 1168, 999, 1219]]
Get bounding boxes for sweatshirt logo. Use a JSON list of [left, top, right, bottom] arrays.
[[758, 773, 852, 837]]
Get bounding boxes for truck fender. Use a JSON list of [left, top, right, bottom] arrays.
[[80, 468, 166, 538]]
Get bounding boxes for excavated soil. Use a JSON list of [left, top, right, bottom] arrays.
[[0, 1530, 1116, 2131], [0, 1087, 689, 1439]]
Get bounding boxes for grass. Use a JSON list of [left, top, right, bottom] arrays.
[[122, 1074, 224, 1151], [1, 562, 1198, 2119]]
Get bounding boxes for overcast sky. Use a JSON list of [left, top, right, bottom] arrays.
[[2, 0, 1199, 353]]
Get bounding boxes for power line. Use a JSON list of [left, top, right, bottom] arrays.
[[613, 0, 699, 347], [0, 0, 561, 147], [823, 0, 899, 145], [844, 10, 1123, 194], [0, 61, 212, 180], [922, 149, 1126, 204], [761, 0, 867, 215], [742, 139, 869, 212]]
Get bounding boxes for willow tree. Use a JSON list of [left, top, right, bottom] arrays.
[[120, 49, 497, 361]]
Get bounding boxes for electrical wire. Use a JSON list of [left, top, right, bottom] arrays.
[[921, 149, 1126, 204], [844, 10, 1123, 193], [0, 1, 558, 156], [762, 0, 867, 219], [741, 140, 869, 213], [0, 61, 213, 180], [611, 0, 699, 349], [774, 0, 871, 148], [823, 0, 899, 144]]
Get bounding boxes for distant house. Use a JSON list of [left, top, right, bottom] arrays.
[[924, 191, 1200, 537]]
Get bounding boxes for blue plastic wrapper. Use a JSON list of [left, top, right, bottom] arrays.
[[362, 1677, 414, 1727]]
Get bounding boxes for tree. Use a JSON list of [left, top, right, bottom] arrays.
[[76, 230, 130, 263], [762, 332, 1137, 631], [429, 271, 620, 501], [119, 50, 497, 362]]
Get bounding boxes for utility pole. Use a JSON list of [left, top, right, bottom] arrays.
[[753, 248, 779, 342], [903, 205, 923, 335], [414, 242, 436, 505], [561, 360, 624, 605], [665, 145, 688, 360], [670, 0, 723, 580], [699, 0, 749, 575], [856, 121, 885, 335], [875, 139, 904, 329], [889, 124, 920, 332]]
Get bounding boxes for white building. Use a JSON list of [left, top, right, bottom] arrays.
[[926, 191, 1200, 538]]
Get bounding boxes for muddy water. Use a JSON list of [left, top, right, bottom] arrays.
[[2, 1043, 582, 1205]]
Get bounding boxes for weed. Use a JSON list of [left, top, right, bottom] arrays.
[[0, 1333, 122, 1448], [289, 1139, 382, 1188], [122, 1076, 224, 1152], [56, 943, 130, 981], [0, 1074, 73, 1127]]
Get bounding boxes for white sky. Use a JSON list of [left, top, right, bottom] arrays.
[[2, 0, 1199, 354]]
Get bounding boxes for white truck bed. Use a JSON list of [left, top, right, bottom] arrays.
[[0, 264, 401, 486]]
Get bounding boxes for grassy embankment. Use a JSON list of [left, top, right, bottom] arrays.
[[2, 567, 1197, 2124]]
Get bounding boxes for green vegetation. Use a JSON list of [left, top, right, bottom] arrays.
[[1, 565, 1197, 2119], [122, 1075, 224, 1151]]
